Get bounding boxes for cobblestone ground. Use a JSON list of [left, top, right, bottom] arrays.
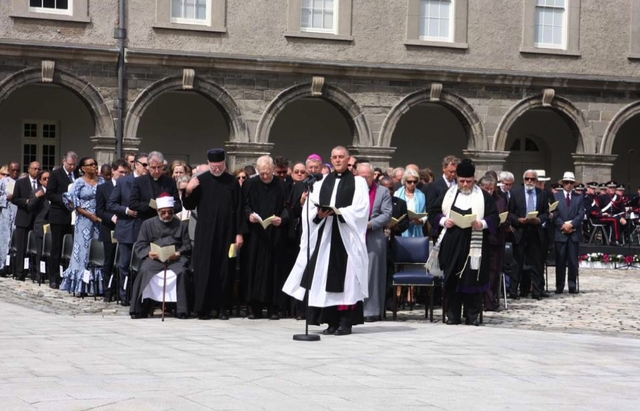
[[1, 268, 639, 338]]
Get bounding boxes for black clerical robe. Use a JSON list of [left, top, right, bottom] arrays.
[[130, 216, 191, 317], [182, 172, 247, 315]]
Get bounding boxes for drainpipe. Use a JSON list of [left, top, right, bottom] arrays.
[[114, 0, 127, 158]]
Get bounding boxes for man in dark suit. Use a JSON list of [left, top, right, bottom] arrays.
[[45, 151, 78, 288], [425, 155, 460, 241], [129, 151, 182, 222], [508, 169, 550, 300], [358, 163, 392, 322], [11, 161, 41, 281], [553, 172, 585, 294], [108, 153, 148, 303], [97, 160, 130, 301]]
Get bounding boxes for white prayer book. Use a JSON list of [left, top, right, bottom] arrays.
[[549, 201, 559, 212], [251, 213, 278, 229], [149, 199, 157, 210], [407, 210, 428, 220], [387, 214, 406, 227], [450, 210, 477, 229], [526, 211, 539, 220], [6, 180, 15, 195], [150, 243, 176, 263], [499, 211, 508, 224]]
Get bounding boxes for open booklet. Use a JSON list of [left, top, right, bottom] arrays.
[[251, 213, 278, 229], [312, 202, 342, 216], [228, 244, 237, 258], [499, 211, 508, 224], [149, 199, 157, 210], [150, 243, 176, 263], [450, 210, 477, 229], [407, 210, 428, 220], [387, 214, 406, 227], [526, 211, 539, 220], [6, 180, 15, 195], [549, 201, 559, 212]]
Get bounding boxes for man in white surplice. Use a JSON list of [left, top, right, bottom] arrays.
[[283, 146, 369, 336], [129, 194, 191, 319]]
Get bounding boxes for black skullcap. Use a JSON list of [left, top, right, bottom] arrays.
[[207, 148, 225, 162], [456, 159, 475, 178]]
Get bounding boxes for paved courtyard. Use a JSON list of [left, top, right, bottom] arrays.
[[1, 268, 640, 410]]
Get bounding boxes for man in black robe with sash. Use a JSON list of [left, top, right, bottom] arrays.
[[428, 159, 498, 326], [283, 146, 369, 336], [183, 148, 247, 320]]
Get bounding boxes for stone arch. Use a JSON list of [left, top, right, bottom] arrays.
[[0, 66, 115, 138], [378, 88, 487, 150], [492, 94, 595, 153], [600, 100, 640, 155], [124, 76, 249, 143], [255, 83, 372, 146]]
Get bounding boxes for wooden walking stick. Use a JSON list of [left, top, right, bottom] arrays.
[[161, 261, 168, 322]]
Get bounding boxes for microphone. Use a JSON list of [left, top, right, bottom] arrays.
[[302, 173, 323, 185]]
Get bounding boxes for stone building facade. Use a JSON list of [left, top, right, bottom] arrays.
[[1, 0, 639, 186]]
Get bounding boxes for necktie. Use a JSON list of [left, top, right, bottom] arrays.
[[526, 190, 535, 213], [68, 172, 74, 182], [32, 180, 37, 191], [566, 193, 571, 208]]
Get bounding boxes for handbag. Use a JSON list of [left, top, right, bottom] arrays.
[[425, 227, 446, 277]]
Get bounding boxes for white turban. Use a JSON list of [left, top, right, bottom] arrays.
[[156, 195, 174, 209]]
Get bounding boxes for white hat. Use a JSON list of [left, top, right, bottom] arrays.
[[561, 171, 576, 182], [156, 195, 175, 209], [534, 169, 550, 182]]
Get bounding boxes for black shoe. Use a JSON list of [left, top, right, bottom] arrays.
[[531, 294, 541, 300], [269, 314, 280, 320], [554, 289, 563, 294], [466, 318, 481, 326], [508, 293, 520, 300], [49, 282, 59, 289], [198, 313, 212, 320], [177, 313, 189, 319], [335, 325, 352, 336], [569, 289, 579, 294], [364, 316, 379, 323], [247, 314, 256, 320], [218, 313, 229, 320], [540, 292, 550, 298], [322, 325, 337, 335], [445, 318, 461, 325]]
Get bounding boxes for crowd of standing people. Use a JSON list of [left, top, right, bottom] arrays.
[[1, 147, 638, 335]]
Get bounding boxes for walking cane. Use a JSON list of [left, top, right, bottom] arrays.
[[161, 261, 168, 322]]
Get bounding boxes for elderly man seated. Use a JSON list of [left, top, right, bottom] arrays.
[[130, 194, 191, 319]]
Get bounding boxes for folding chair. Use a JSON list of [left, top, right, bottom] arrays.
[[40, 232, 52, 286], [390, 236, 435, 322], [587, 218, 611, 245], [8, 230, 18, 279], [125, 244, 142, 306], [86, 239, 105, 300], [111, 243, 121, 304], [502, 242, 514, 310], [26, 230, 37, 283]]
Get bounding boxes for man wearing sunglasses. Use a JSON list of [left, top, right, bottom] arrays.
[[11, 161, 41, 281], [507, 169, 550, 300]]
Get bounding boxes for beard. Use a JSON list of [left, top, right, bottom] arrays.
[[524, 183, 535, 190], [212, 170, 224, 177], [159, 216, 173, 223]]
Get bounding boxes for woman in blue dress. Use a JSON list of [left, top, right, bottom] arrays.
[[0, 166, 18, 272], [394, 168, 427, 238], [60, 157, 104, 295]]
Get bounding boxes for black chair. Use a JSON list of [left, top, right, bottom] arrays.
[[39, 232, 52, 286], [86, 239, 105, 300], [111, 243, 121, 304], [502, 242, 514, 310], [7, 230, 18, 278], [586, 218, 612, 245], [125, 244, 143, 306], [60, 233, 74, 294], [390, 236, 435, 322], [26, 230, 37, 283]]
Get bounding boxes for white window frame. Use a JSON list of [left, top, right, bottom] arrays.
[[28, 0, 73, 16], [533, 0, 568, 50], [170, 0, 211, 26], [300, 0, 338, 35], [21, 120, 60, 172], [418, 0, 454, 43]]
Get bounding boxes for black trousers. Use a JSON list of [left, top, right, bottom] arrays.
[[14, 225, 32, 277], [510, 229, 544, 296], [117, 243, 132, 302], [48, 223, 71, 285], [554, 240, 579, 292], [445, 274, 482, 322], [102, 241, 117, 299]]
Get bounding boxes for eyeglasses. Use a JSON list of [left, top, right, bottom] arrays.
[[158, 210, 174, 215], [406, 180, 418, 185], [275, 170, 288, 175], [347, 163, 355, 168], [41, 177, 49, 181], [562, 181, 575, 184], [524, 177, 537, 182], [137, 162, 148, 167], [1, 173, 9, 176], [293, 170, 307, 175], [237, 176, 247, 180], [83, 163, 97, 167]]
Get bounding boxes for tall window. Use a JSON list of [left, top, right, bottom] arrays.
[[29, 0, 72, 15], [301, 0, 337, 34], [419, 0, 453, 42], [534, 0, 567, 49], [22, 121, 59, 172], [171, 0, 210, 25]]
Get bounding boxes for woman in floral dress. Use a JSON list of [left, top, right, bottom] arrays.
[[60, 157, 104, 295], [0, 165, 18, 272]]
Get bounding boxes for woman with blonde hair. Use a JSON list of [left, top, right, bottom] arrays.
[[0, 165, 18, 274]]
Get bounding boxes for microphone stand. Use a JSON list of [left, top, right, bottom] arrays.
[[293, 179, 321, 342], [616, 149, 640, 270]]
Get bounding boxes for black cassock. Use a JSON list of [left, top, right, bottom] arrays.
[[130, 216, 191, 317], [242, 176, 289, 312], [183, 172, 246, 315]]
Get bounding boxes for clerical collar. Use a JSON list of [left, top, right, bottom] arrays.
[[335, 172, 344, 178]]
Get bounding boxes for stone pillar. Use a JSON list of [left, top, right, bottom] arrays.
[[122, 137, 142, 155], [572, 153, 618, 183], [225, 141, 275, 171], [347, 146, 396, 169], [462, 149, 511, 177], [90, 136, 117, 165]]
